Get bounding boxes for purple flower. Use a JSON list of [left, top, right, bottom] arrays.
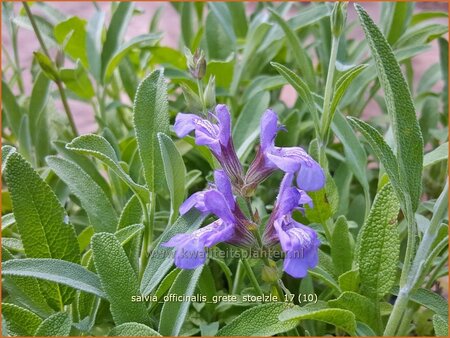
[[263, 174, 319, 278], [274, 215, 320, 278], [174, 105, 243, 187], [164, 170, 255, 269], [244, 109, 325, 195], [162, 219, 234, 269]]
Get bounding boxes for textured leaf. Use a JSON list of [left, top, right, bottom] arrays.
[[331, 216, 354, 276], [356, 4, 424, 212], [328, 291, 381, 333], [86, 11, 105, 82], [2, 258, 105, 298], [338, 269, 360, 293], [391, 287, 448, 318], [140, 210, 206, 296], [423, 142, 448, 168], [433, 315, 448, 336], [159, 267, 204, 336], [34, 312, 72, 336], [234, 91, 270, 160], [1, 145, 16, 172], [91, 233, 150, 325], [279, 303, 356, 335], [4, 152, 80, 309], [66, 134, 149, 203], [109, 322, 161, 336], [158, 133, 186, 223], [47, 156, 117, 233], [133, 69, 169, 193], [216, 303, 298, 336], [357, 184, 400, 299], [2, 303, 42, 336], [100, 2, 134, 80]]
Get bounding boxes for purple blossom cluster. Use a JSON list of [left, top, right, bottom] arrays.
[[163, 105, 325, 278]]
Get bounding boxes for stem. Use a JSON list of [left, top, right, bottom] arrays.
[[384, 289, 409, 336], [241, 258, 264, 297], [139, 192, 155, 281], [320, 35, 340, 143], [232, 260, 244, 294], [196, 78, 206, 115], [11, 25, 25, 94], [23, 2, 78, 136]]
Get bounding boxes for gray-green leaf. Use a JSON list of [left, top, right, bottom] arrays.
[[34, 312, 72, 336], [109, 322, 161, 336]]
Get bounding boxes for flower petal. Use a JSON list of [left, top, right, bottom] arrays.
[[214, 170, 235, 209], [174, 238, 207, 269], [260, 109, 279, 150], [296, 159, 326, 191], [266, 147, 302, 173], [173, 113, 200, 138], [179, 191, 207, 215], [215, 104, 231, 146], [203, 190, 235, 224]]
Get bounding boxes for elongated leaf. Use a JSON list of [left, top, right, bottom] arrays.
[[391, 287, 448, 318], [332, 112, 369, 200], [2, 258, 105, 298], [357, 184, 400, 299], [234, 91, 270, 160], [2, 79, 23, 137], [133, 69, 169, 193], [47, 156, 117, 233], [2, 303, 42, 336], [104, 33, 162, 82], [269, 9, 314, 88], [158, 133, 186, 223], [92, 233, 150, 325], [216, 303, 298, 336], [34, 312, 72, 336], [205, 8, 235, 60], [328, 291, 381, 333], [4, 152, 80, 309], [331, 216, 353, 276], [356, 4, 424, 212], [66, 134, 149, 203], [140, 210, 205, 296], [54, 16, 88, 67], [423, 142, 448, 168], [109, 322, 161, 336], [86, 11, 104, 82], [1, 145, 16, 172], [279, 303, 356, 335], [159, 267, 204, 335], [100, 2, 134, 80], [348, 117, 404, 207], [271, 62, 319, 132]]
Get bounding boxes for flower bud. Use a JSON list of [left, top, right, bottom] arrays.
[[185, 47, 206, 79], [331, 2, 348, 37]]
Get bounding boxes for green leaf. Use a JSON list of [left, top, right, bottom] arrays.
[[355, 4, 424, 212], [328, 291, 381, 333], [338, 269, 360, 293], [59, 62, 95, 99], [54, 16, 88, 67], [271, 62, 320, 134], [433, 314, 448, 336], [109, 322, 161, 336], [2, 258, 105, 298], [1, 213, 15, 230], [234, 91, 270, 160], [100, 2, 134, 80], [216, 303, 298, 336], [133, 69, 170, 193], [158, 133, 186, 224], [34, 51, 59, 81], [34, 312, 72, 336], [118, 195, 143, 230], [347, 117, 404, 208], [438, 38, 448, 117], [423, 142, 448, 168], [381, 2, 414, 45], [86, 11, 105, 82], [1, 79, 23, 137], [330, 64, 368, 116], [18, 114, 32, 163], [227, 2, 247, 38], [140, 210, 206, 296], [279, 303, 356, 335], [66, 134, 149, 203], [269, 8, 314, 88], [357, 183, 400, 299], [104, 33, 162, 82], [305, 173, 338, 224], [205, 57, 235, 89], [180, 2, 194, 48], [158, 267, 204, 336], [332, 111, 369, 197], [29, 72, 51, 165], [4, 152, 80, 309], [47, 156, 117, 233], [91, 233, 150, 325], [392, 287, 448, 318], [205, 7, 235, 60], [2, 303, 42, 336], [1, 145, 16, 172], [331, 216, 354, 276]]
